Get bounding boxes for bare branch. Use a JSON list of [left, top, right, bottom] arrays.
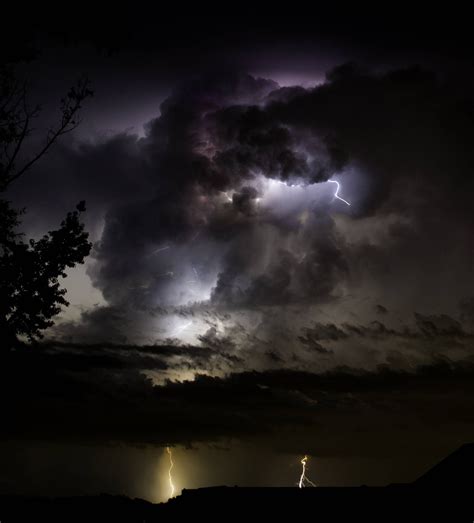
[[0, 74, 93, 191], [4, 113, 29, 175]]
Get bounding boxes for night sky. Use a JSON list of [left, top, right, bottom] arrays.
[[1, 9, 474, 502]]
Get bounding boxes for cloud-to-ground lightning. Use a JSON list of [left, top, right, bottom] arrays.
[[166, 447, 176, 498], [298, 455, 317, 488], [327, 180, 351, 206]]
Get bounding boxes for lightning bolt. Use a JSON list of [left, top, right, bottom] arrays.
[[148, 245, 171, 257], [166, 446, 176, 498], [298, 455, 317, 488], [190, 230, 201, 242], [157, 271, 174, 278], [327, 180, 351, 206], [170, 321, 192, 337]]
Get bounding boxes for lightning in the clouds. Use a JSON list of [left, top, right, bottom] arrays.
[[327, 180, 351, 206], [166, 447, 176, 498], [298, 455, 317, 488], [148, 245, 171, 257], [170, 321, 192, 337]]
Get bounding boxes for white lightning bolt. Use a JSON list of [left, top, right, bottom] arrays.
[[327, 180, 351, 206], [148, 245, 171, 257], [170, 321, 192, 337], [298, 455, 317, 488], [157, 271, 174, 278], [190, 230, 201, 242], [166, 447, 175, 498]]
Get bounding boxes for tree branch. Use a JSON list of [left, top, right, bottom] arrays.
[[0, 76, 93, 191]]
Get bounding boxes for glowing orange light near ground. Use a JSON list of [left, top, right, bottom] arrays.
[[298, 455, 317, 488], [166, 446, 175, 498]]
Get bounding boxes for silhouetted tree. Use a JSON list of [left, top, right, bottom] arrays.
[[0, 64, 93, 348]]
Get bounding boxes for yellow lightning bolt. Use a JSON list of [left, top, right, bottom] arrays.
[[298, 455, 317, 488], [166, 446, 176, 498]]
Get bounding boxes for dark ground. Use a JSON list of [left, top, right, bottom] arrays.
[[1, 444, 473, 522]]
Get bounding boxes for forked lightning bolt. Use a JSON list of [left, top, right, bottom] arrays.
[[166, 447, 176, 498], [327, 180, 351, 206], [298, 455, 317, 488]]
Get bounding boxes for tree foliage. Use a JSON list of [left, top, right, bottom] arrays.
[[0, 64, 93, 348]]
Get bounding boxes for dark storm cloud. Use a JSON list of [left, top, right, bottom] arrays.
[[2, 345, 474, 458], [209, 211, 348, 308], [210, 107, 313, 183], [11, 63, 474, 344], [299, 322, 348, 342], [331, 313, 472, 342], [54, 300, 474, 383], [460, 297, 474, 326], [37, 340, 241, 372], [210, 63, 474, 216], [297, 335, 333, 355], [294, 313, 473, 375], [231, 186, 260, 216], [175, 66, 471, 311], [57, 306, 132, 344], [11, 132, 150, 236], [19, 68, 352, 317], [85, 73, 284, 309], [414, 313, 465, 337]]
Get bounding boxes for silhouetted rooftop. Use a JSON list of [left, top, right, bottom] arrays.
[[415, 443, 474, 486], [1, 444, 473, 521]]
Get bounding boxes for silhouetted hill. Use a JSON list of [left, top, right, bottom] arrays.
[[415, 443, 474, 486], [1, 486, 472, 521], [166, 485, 472, 520], [1, 444, 473, 521]]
